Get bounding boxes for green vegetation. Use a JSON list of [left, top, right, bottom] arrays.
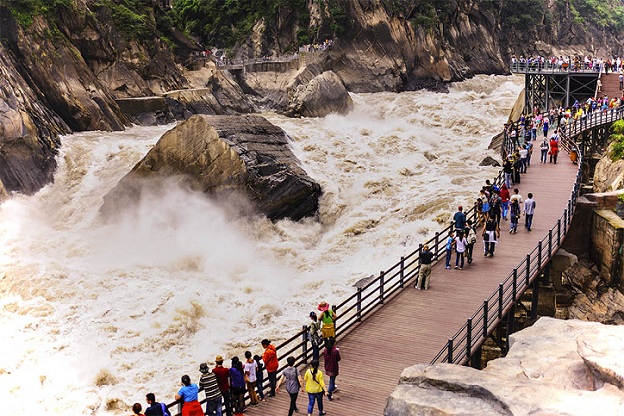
[[501, 0, 548, 30], [609, 120, 624, 161], [5, 0, 74, 27], [567, 0, 624, 32]]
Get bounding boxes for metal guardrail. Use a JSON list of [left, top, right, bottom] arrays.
[[163, 107, 624, 414], [510, 61, 602, 74], [430, 107, 624, 365]]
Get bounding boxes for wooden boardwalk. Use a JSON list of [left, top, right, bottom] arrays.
[[245, 155, 578, 416]]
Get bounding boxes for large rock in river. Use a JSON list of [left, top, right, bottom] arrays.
[[102, 115, 321, 221], [285, 69, 353, 118]]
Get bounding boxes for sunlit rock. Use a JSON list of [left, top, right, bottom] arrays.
[[385, 318, 624, 416]]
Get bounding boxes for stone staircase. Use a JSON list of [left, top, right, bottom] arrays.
[[599, 72, 622, 99]]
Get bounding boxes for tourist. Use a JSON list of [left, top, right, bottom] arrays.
[[513, 152, 522, 183], [540, 138, 549, 163], [144, 393, 171, 416], [416, 244, 434, 290], [549, 135, 559, 164], [175, 375, 203, 416], [244, 351, 259, 406], [308, 312, 323, 361], [261, 339, 279, 397], [253, 354, 266, 402], [199, 363, 222, 416], [318, 301, 338, 341], [276, 356, 304, 416], [454, 230, 468, 270], [524, 193, 537, 232], [444, 230, 455, 270], [229, 357, 246, 416], [453, 206, 466, 233], [323, 337, 341, 401], [480, 189, 490, 221], [464, 220, 477, 264], [489, 190, 503, 227], [303, 360, 326, 416], [503, 157, 513, 188], [510, 188, 523, 207], [500, 184, 510, 220], [483, 216, 500, 257], [213, 355, 233, 416], [519, 145, 528, 173], [510, 199, 521, 234], [132, 403, 145, 416]]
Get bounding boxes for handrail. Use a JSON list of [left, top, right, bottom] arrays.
[[430, 106, 624, 365], [164, 106, 624, 416], [510, 61, 602, 74]]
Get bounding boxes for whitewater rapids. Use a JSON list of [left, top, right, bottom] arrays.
[[0, 74, 522, 414]]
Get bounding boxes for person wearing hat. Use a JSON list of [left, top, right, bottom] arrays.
[[174, 375, 203, 416], [318, 301, 338, 341], [212, 356, 233, 416], [308, 312, 323, 361], [415, 244, 434, 290], [199, 363, 223, 416]]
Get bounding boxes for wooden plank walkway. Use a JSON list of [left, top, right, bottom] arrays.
[[245, 155, 578, 416]]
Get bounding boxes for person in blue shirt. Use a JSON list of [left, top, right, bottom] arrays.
[[175, 374, 203, 416]]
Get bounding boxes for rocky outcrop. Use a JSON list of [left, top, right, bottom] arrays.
[[101, 115, 321, 221], [285, 70, 353, 118], [385, 318, 624, 416], [593, 150, 624, 193]]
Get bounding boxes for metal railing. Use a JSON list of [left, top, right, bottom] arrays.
[[164, 107, 624, 414], [510, 61, 601, 74], [430, 107, 624, 365]]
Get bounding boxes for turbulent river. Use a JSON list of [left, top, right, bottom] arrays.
[[0, 74, 523, 414]]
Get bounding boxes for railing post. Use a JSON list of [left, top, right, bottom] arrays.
[[467, 318, 473, 360], [563, 209, 568, 235], [356, 288, 362, 322], [513, 268, 518, 301], [549, 229, 553, 256], [557, 219, 561, 247], [498, 283, 504, 319], [379, 271, 385, 304], [483, 300, 488, 337], [538, 241, 543, 271], [400, 256, 405, 288], [332, 305, 338, 335], [302, 325, 309, 363], [434, 232, 440, 260], [447, 339, 453, 363], [526, 254, 531, 286]]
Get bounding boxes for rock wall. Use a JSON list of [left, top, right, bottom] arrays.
[[101, 115, 321, 221], [590, 210, 624, 290], [385, 318, 624, 416]]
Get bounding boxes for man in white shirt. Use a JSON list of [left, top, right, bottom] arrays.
[[524, 193, 536, 231]]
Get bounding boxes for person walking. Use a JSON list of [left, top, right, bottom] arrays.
[[454, 230, 468, 270], [308, 312, 323, 361], [199, 364, 222, 416], [500, 184, 510, 220], [415, 244, 434, 290], [276, 356, 304, 416], [510, 199, 521, 234], [453, 206, 466, 234], [524, 193, 536, 231], [549, 135, 559, 164], [503, 157, 513, 188], [322, 338, 341, 401], [261, 339, 279, 397], [213, 356, 233, 416], [244, 351, 259, 407], [464, 220, 477, 265], [483, 216, 500, 257], [444, 231, 455, 270], [303, 360, 326, 416], [540, 138, 549, 163], [175, 375, 203, 416], [144, 393, 171, 416]]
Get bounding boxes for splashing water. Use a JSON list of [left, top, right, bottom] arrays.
[[0, 74, 522, 414]]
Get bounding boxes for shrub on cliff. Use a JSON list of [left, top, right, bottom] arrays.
[[609, 119, 624, 161]]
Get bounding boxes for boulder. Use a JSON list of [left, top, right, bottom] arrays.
[[385, 318, 624, 416], [285, 70, 353, 118], [101, 114, 321, 221], [593, 148, 624, 193], [479, 156, 501, 167]]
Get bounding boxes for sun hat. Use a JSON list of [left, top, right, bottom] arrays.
[[318, 301, 329, 312], [215, 355, 224, 362], [199, 363, 209, 373]]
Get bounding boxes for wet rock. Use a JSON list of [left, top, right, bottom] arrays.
[[385, 318, 624, 416], [285, 70, 353, 118], [479, 156, 500, 167], [102, 115, 321, 221]]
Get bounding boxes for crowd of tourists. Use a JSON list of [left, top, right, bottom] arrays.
[[130, 302, 339, 416], [511, 54, 624, 72]]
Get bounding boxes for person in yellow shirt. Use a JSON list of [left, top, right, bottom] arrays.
[[303, 360, 326, 416]]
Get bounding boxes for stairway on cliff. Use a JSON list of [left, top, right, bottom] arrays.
[[599, 73, 623, 100]]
